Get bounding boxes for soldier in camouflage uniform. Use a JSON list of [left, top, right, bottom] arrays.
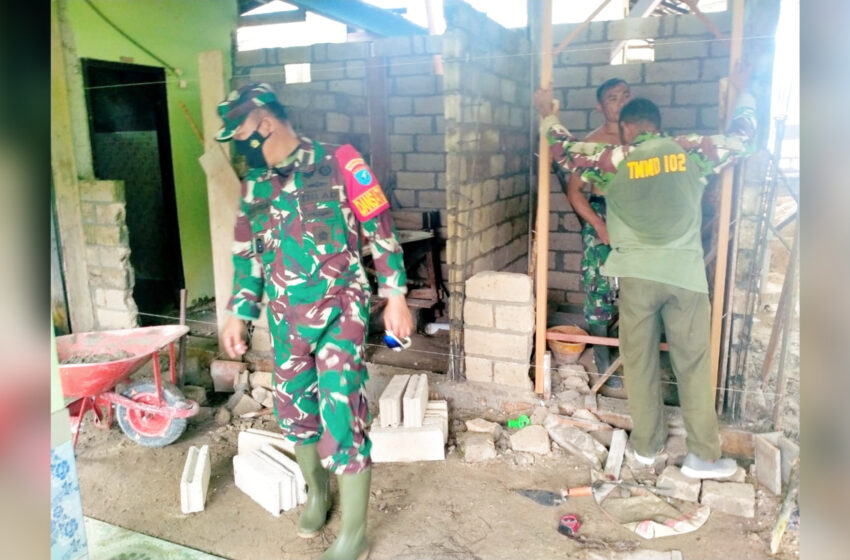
[[535, 79, 757, 479], [217, 84, 412, 560], [566, 78, 631, 385]]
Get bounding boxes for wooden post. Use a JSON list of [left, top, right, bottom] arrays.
[[51, 0, 96, 332], [709, 0, 745, 396], [197, 50, 236, 351], [533, 0, 553, 394]]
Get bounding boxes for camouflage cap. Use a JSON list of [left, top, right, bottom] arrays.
[[215, 83, 280, 142]]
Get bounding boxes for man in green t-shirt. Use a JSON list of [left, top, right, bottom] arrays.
[[535, 86, 756, 479]]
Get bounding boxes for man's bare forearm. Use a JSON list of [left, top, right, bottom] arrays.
[[566, 173, 604, 230]]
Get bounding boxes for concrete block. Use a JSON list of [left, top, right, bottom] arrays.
[[394, 116, 433, 134], [645, 60, 699, 83], [233, 447, 297, 516], [237, 428, 296, 457], [510, 425, 550, 455], [426, 400, 449, 442], [465, 356, 494, 383], [657, 466, 701, 502], [458, 432, 497, 463], [250, 370, 273, 390], [402, 374, 429, 428], [463, 299, 494, 328], [700, 481, 755, 518], [259, 444, 307, 505], [379, 374, 410, 427], [674, 83, 720, 106], [493, 361, 532, 389], [604, 429, 628, 480], [211, 360, 245, 393], [465, 418, 502, 440], [415, 134, 444, 153], [755, 432, 782, 495], [608, 16, 660, 40], [181, 385, 207, 406], [465, 329, 532, 361], [95, 308, 137, 330], [233, 368, 251, 392], [544, 415, 607, 469], [251, 387, 270, 406], [232, 393, 263, 417], [180, 445, 211, 514], [370, 415, 445, 462], [494, 303, 534, 333], [406, 153, 445, 172], [79, 180, 125, 203], [395, 171, 435, 190], [466, 271, 533, 303], [590, 63, 643, 87], [394, 75, 436, 95]]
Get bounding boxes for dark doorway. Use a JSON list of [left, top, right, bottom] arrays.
[[82, 59, 184, 324]]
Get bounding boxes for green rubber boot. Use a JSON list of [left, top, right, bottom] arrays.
[[319, 469, 371, 560], [294, 443, 331, 539]]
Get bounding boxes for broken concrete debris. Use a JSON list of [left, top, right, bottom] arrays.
[[180, 445, 210, 514], [227, 390, 263, 418], [700, 480, 756, 518], [458, 431, 497, 463], [544, 414, 608, 469], [656, 465, 701, 502], [214, 407, 231, 425], [465, 417, 502, 438], [509, 425, 550, 455], [210, 359, 245, 393], [181, 384, 208, 406], [249, 370, 273, 391]]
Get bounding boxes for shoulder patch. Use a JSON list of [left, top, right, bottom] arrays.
[[335, 144, 390, 222]]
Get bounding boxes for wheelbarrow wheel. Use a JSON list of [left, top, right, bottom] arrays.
[[115, 381, 188, 447]]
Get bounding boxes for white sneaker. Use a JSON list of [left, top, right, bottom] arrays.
[[632, 445, 664, 466], [680, 452, 738, 479]]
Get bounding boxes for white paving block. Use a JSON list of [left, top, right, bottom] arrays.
[[403, 374, 429, 428], [258, 444, 307, 505], [370, 414, 445, 462], [180, 445, 210, 514], [233, 448, 297, 516], [426, 400, 449, 442], [238, 428, 296, 457], [379, 374, 410, 427]]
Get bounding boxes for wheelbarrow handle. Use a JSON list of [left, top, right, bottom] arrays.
[[100, 392, 200, 419]]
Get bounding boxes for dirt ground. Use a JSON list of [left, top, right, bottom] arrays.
[[74, 376, 798, 560]]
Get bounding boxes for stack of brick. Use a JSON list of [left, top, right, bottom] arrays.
[[463, 271, 534, 390], [233, 443, 307, 517], [370, 373, 448, 462], [79, 179, 138, 329], [546, 12, 733, 308]]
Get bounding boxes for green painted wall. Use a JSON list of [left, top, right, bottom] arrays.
[[67, 0, 237, 302]]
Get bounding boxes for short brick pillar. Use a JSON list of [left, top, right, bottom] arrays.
[[463, 271, 533, 389]]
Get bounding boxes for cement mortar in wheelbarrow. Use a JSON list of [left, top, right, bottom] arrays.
[[57, 325, 199, 448]]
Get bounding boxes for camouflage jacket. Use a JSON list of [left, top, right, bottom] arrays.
[[540, 92, 757, 188], [228, 137, 407, 321]]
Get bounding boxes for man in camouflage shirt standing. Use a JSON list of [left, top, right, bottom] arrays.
[[217, 83, 412, 560], [534, 75, 756, 479]]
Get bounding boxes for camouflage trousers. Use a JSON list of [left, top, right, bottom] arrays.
[[581, 197, 617, 327], [270, 287, 372, 475]]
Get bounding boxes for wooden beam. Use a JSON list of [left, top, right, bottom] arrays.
[[547, 331, 669, 352], [51, 0, 95, 332], [197, 50, 237, 351], [553, 0, 613, 56], [709, 0, 745, 399], [366, 56, 390, 188], [238, 9, 306, 27], [533, 0, 553, 394]]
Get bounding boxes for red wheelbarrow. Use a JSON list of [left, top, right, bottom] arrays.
[[57, 325, 199, 448]]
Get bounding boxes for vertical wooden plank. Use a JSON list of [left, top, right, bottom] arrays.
[[710, 0, 745, 397], [51, 0, 95, 332], [533, 0, 553, 394], [197, 50, 235, 349], [366, 56, 390, 188]]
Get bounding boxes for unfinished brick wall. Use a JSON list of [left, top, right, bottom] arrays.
[[463, 272, 534, 390], [233, 44, 372, 156], [80, 179, 139, 329], [546, 11, 732, 309]]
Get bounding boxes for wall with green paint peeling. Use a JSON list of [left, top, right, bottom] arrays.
[[67, 0, 238, 302]]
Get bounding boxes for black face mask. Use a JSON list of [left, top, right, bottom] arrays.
[[234, 124, 269, 169]]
